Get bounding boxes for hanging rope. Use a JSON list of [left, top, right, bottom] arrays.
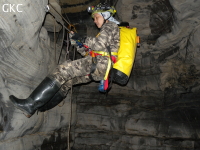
[[45, 4, 71, 33], [54, 18, 56, 62], [47, 3, 77, 33], [48, 3, 71, 26], [67, 45, 76, 150], [114, 0, 118, 7], [45, 2, 77, 64], [45, 3, 78, 149], [45, 2, 77, 63], [65, 33, 70, 60], [59, 1, 72, 25], [57, 27, 65, 64]]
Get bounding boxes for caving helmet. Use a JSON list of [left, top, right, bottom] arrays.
[[87, 2, 117, 18]]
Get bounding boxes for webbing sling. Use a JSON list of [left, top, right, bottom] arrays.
[[88, 50, 117, 81], [105, 46, 115, 93], [88, 51, 97, 80], [93, 51, 118, 56]]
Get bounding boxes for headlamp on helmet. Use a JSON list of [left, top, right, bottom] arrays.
[[87, 6, 95, 13], [87, 3, 116, 18]]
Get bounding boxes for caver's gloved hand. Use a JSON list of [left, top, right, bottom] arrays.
[[69, 31, 83, 40], [70, 32, 82, 41], [69, 31, 86, 48], [69, 31, 77, 46], [70, 39, 77, 46]]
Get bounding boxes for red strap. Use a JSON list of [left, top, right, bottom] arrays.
[[110, 56, 117, 63], [89, 51, 102, 57], [104, 78, 109, 90]]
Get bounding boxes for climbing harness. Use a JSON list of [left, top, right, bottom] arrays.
[[75, 39, 116, 93], [76, 25, 140, 93]]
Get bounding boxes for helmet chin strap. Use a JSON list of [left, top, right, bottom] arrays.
[[101, 12, 111, 27]]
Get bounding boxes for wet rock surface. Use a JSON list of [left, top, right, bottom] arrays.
[[72, 83, 200, 149], [0, 0, 75, 149]]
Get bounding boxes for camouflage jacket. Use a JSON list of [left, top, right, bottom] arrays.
[[77, 21, 120, 56]]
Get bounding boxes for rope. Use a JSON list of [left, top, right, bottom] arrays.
[[59, 1, 72, 25], [67, 45, 76, 150], [57, 27, 65, 64], [46, 3, 77, 149], [47, 2, 75, 64], [67, 86, 72, 150], [114, 0, 118, 6], [47, 9, 70, 33], [47, 3, 78, 33], [54, 19, 56, 62], [49, 3, 71, 26], [65, 33, 70, 60]]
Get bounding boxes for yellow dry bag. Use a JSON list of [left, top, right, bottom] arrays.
[[112, 27, 138, 85]]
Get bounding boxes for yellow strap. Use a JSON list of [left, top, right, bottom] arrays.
[[96, 33, 100, 37], [104, 58, 112, 80], [91, 50, 117, 80], [93, 51, 118, 56], [90, 50, 117, 80]]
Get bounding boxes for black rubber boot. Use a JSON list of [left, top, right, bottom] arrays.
[[37, 90, 66, 112], [9, 77, 61, 118]]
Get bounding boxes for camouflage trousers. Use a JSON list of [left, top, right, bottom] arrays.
[[50, 55, 109, 95]]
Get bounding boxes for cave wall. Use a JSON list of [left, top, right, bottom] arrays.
[[0, 0, 76, 149], [113, 0, 200, 96]]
